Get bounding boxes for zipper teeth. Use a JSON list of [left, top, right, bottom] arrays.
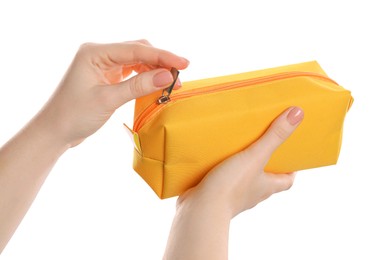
[[133, 72, 337, 132]]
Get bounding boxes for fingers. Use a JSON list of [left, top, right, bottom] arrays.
[[76, 40, 189, 108], [112, 68, 175, 107], [121, 40, 156, 78], [263, 172, 296, 194], [127, 39, 153, 46], [245, 107, 304, 168], [97, 42, 189, 70]]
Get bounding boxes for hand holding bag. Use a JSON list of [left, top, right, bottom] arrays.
[[125, 61, 353, 199]]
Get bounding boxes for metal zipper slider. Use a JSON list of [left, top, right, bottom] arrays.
[[157, 68, 180, 104]]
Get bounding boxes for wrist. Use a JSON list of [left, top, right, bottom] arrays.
[[28, 111, 72, 154], [168, 189, 231, 260], [177, 187, 233, 221]]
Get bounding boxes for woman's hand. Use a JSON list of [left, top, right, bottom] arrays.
[[0, 40, 188, 253], [164, 107, 304, 260], [37, 39, 189, 147], [180, 107, 304, 217]]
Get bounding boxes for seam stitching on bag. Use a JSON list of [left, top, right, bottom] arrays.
[[161, 126, 167, 198]]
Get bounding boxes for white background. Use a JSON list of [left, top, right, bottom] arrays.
[[1, 0, 390, 259]]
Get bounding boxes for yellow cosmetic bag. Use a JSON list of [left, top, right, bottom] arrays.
[[125, 61, 353, 199]]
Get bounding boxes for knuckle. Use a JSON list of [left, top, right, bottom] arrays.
[[78, 42, 95, 53], [136, 39, 151, 45], [283, 178, 294, 191], [271, 124, 290, 141], [277, 176, 294, 192], [128, 41, 144, 48], [129, 75, 145, 98], [77, 42, 98, 59]]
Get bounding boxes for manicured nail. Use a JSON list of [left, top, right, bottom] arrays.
[[287, 107, 304, 125], [153, 70, 174, 88], [175, 77, 182, 87], [181, 57, 190, 64]]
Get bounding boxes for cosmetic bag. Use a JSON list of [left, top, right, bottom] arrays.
[[125, 61, 353, 199]]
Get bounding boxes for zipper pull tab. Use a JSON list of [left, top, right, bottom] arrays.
[[157, 68, 180, 104]]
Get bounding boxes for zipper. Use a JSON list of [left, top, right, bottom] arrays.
[[157, 67, 180, 104], [133, 71, 338, 132]]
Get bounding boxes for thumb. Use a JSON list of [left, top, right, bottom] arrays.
[[246, 107, 304, 168], [112, 68, 175, 107]]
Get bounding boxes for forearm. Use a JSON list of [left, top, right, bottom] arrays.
[[0, 113, 69, 252], [164, 194, 231, 260]]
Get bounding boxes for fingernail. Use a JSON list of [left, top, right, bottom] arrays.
[[175, 77, 182, 87], [153, 70, 173, 88], [287, 107, 304, 125], [181, 57, 190, 64]]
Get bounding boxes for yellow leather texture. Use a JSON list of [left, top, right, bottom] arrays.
[[130, 61, 353, 199]]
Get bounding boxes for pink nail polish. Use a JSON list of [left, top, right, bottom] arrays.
[[175, 77, 182, 87], [181, 57, 190, 64], [287, 107, 304, 125], [153, 70, 173, 88]]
